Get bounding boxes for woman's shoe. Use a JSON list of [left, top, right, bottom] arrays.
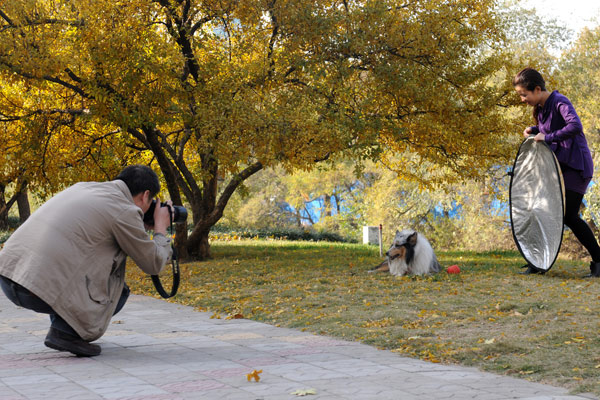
[[583, 261, 600, 278]]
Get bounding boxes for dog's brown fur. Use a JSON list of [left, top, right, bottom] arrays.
[[368, 230, 440, 276], [370, 259, 390, 273], [370, 246, 406, 273]]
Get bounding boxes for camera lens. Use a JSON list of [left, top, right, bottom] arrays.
[[171, 205, 187, 224], [142, 200, 187, 225]]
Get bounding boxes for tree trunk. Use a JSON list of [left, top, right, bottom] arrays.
[[295, 209, 303, 227], [0, 186, 8, 230], [174, 223, 189, 260], [187, 227, 211, 259], [323, 194, 332, 217], [185, 161, 263, 260], [16, 185, 31, 223], [303, 205, 315, 224], [197, 230, 211, 259], [184, 156, 218, 260]]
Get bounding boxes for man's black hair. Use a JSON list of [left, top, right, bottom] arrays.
[[115, 165, 160, 197]]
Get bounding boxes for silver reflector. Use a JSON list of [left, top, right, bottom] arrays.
[[509, 137, 565, 271]]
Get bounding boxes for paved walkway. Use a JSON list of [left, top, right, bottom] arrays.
[[0, 294, 597, 400]]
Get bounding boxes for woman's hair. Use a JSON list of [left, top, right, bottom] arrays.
[[513, 67, 547, 124], [513, 67, 546, 91], [115, 164, 160, 197]]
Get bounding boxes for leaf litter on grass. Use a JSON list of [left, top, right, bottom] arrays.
[[126, 240, 600, 396]]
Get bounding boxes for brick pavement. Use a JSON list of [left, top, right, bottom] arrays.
[[0, 293, 597, 400]]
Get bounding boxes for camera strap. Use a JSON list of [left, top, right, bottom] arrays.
[[150, 246, 180, 298], [150, 213, 180, 298]]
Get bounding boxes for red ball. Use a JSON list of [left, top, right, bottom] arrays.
[[447, 265, 460, 274]]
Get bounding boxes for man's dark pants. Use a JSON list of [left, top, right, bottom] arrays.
[[0, 275, 129, 341]]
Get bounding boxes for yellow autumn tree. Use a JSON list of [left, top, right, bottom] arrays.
[[559, 27, 600, 228], [0, 0, 519, 258], [0, 78, 142, 227]]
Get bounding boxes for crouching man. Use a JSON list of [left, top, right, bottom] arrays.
[[0, 165, 172, 357]]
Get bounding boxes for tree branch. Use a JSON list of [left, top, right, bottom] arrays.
[[189, 15, 214, 35], [266, 1, 279, 78], [207, 161, 264, 226], [0, 108, 88, 122], [22, 18, 84, 27], [152, 126, 200, 198], [0, 61, 91, 98], [0, 9, 14, 25]]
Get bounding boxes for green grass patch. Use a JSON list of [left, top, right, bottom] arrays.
[[127, 240, 600, 395]]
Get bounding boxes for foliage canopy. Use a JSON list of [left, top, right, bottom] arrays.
[[0, 0, 520, 257]]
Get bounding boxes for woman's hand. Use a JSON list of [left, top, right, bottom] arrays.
[[523, 127, 532, 138], [533, 132, 545, 142]]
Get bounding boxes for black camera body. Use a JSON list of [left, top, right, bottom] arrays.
[[143, 200, 187, 226]]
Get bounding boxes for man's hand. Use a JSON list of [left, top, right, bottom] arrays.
[[152, 200, 172, 235]]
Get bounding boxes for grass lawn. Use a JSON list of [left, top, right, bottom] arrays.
[[127, 240, 600, 395]]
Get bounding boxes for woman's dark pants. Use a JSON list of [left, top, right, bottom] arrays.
[[564, 190, 600, 262]]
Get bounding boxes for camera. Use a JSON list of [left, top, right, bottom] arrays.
[[143, 200, 187, 226]]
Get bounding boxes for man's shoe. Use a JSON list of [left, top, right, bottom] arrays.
[[583, 261, 600, 278], [44, 327, 101, 357], [519, 264, 545, 275]]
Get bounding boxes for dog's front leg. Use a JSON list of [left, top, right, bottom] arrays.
[[368, 260, 390, 273]]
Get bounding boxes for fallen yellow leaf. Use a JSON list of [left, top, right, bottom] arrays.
[[246, 369, 263, 382], [291, 388, 317, 396]]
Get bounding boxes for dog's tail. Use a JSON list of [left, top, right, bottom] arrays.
[[368, 259, 389, 273]]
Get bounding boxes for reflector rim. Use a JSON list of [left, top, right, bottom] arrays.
[[509, 137, 565, 271]]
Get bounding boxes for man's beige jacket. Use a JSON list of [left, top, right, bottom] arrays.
[[0, 180, 172, 341]]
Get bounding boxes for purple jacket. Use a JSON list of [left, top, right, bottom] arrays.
[[530, 91, 593, 179]]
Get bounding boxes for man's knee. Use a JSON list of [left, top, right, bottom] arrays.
[[0, 275, 22, 307], [0, 275, 54, 313]]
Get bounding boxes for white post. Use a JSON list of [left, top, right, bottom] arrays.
[[378, 224, 383, 257]]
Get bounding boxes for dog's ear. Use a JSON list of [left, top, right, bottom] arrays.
[[407, 232, 418, 246]]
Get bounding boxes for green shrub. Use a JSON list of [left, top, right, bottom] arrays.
[[210, 224, 356, 243], [0, 231, 10, 244], [0, 216, 21, 244]]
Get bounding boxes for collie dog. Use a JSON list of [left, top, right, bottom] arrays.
[[370, 230, 441, 276]]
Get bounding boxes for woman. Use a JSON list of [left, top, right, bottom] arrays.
[[513, 67, 600, 277]]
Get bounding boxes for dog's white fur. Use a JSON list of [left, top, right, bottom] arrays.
[[388, 230, 440, 276]]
